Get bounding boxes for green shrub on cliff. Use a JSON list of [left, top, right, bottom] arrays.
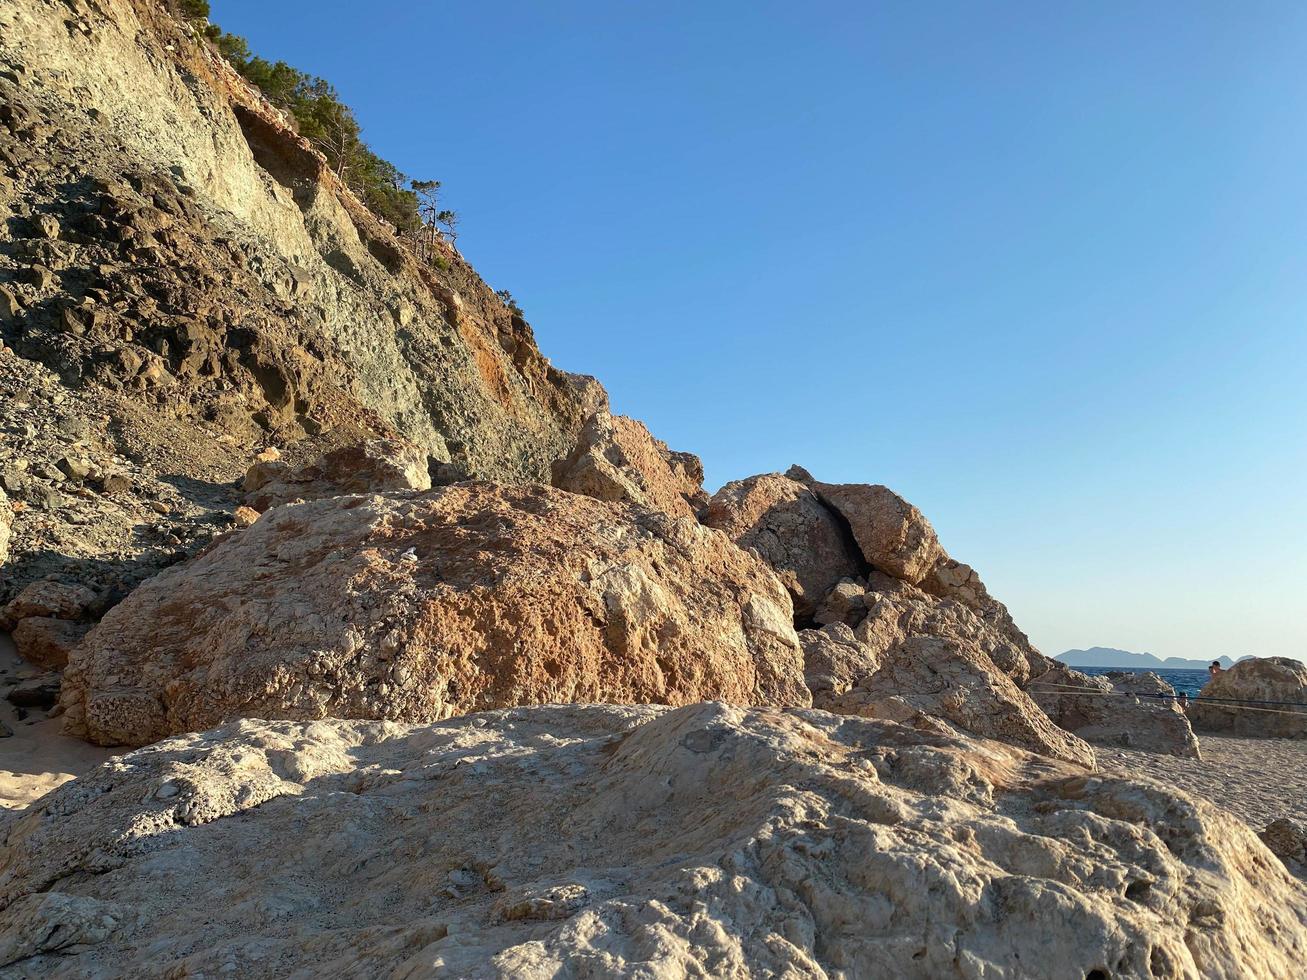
[[170, 2, 442, 236], [224, 48, 425, 233], [171, 0, 212, 20]]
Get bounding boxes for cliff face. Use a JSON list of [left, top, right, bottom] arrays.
[[0, 0, 605, 598]]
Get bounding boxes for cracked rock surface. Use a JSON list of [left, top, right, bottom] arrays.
[[3, 702, 1305, 978]]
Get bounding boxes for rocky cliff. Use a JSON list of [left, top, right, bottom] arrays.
[[3, 2, 1306, 975], [0, 0, 607, 601], [0, 0, 1203, 768]]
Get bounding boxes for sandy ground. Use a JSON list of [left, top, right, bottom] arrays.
[[1100, 735, 1307, 831], [0, 631, 117, 809]]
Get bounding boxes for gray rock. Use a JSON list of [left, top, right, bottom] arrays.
[[55, 456, 92, 482], [5, 703, 1306, 977], [6, 673, 60, 709]]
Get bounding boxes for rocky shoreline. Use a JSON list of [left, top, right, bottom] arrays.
[[2, 0, 1306, 975]]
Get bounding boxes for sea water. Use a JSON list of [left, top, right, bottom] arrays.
[[1075, 666, 1209, 698]]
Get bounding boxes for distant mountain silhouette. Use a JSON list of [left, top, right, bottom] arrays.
[[1056, 647, 1253, 670]]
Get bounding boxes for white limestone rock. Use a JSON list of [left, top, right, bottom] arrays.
[[3, 702, 1304, 977]]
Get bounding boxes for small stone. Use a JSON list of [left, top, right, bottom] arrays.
[[56, 416, 93, 442], [0, 285, 21, 321], [33, 213, 60, 239], [56, 456, 93, 482], [23, 264, 55, 290], [0, 465, 26, 492], [58, 306, 87, 336], [99, 472, 132, 494]]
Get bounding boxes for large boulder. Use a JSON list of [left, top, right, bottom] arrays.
[[60, 483, 808, 746], [1105, 670, 1177, 697], [702, 472, 862, 619], [844, 572, 1043, 686], [787, 466, 942, 584], [743, 472, 1191, 763], [5, 703, 1305, 977], [550, 410, 706, 519], [1028, 663, 1201, 759], [1191, 657, 1307, 738], [243, 437, 432, 512]]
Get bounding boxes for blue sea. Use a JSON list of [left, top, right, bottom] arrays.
[[1074, 666, 1209, 698]]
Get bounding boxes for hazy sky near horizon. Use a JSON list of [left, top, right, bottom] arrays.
[[213, 1, 1306, 662]]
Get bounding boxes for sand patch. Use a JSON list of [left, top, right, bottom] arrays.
[[0, 632, 117, 809], [1102, 734, 1307, 831]]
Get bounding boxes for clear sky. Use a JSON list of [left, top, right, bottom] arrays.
[[212, 1, 1306, 662]]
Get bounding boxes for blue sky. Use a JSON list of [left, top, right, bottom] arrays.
[[213, 1, 1306, 661]]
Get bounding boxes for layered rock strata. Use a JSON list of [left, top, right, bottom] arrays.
[[0, 0, 606, 600]]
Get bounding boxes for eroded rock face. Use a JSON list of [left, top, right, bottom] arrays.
[[243, 437, 432, 512], [702, 473, 862, 619], [0, 0, 605, 602], [551, 410, 706, 519], [852, 573, 1043, 686], [1192, 657, 1307, 738], [1028, 663, 1201, 759], [60, 484, 807, 746], [5, 703, 1305, 978], [920, 556, 1044, 675], [787, 468, 942, 584], [800, 580, 1098, 768]]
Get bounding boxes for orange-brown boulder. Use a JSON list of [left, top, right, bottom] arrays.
[[0, 580, 97, 631], [60, 483, 808, 746], [551, 410, 706, 519], [786, 466, 942, 584], [703, 472, 861, 619], [12, 617, 89, 670]]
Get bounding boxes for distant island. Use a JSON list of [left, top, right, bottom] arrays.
[[1056, 647, 1254, 670]]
